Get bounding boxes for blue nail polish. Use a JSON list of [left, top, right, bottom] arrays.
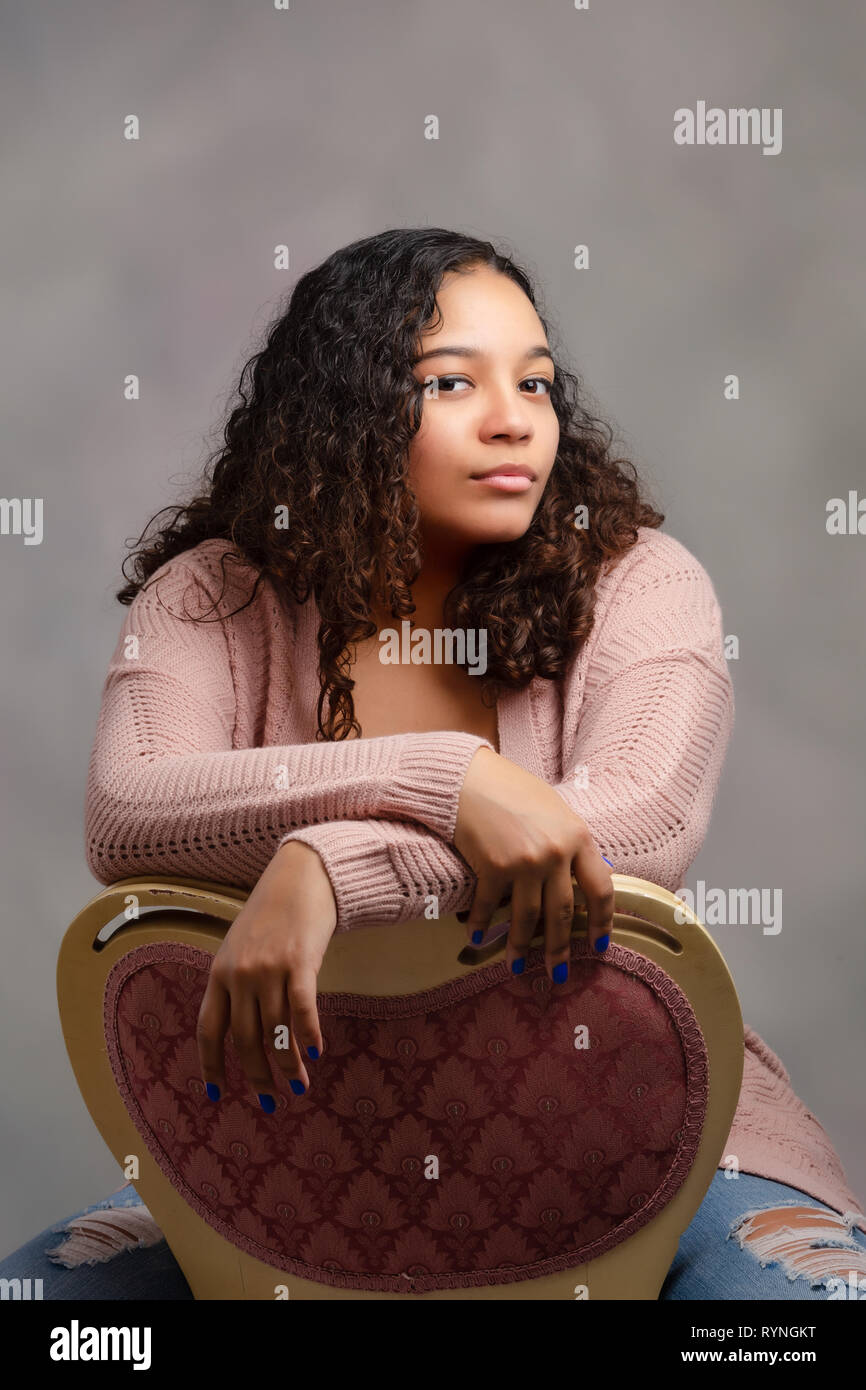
[[258, 1093, 276, 1113], [289, 1079, 306, 1095], [205, 1082, 220, 1102], [471, 929, 483, 945], [595, 934, 610, 953], [552, 961, 568, 984], [601, 855, 613, 868], [511, 957, 525, 975], [306, 1045, 319, 1060]]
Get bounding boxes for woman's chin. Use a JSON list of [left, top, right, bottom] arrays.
[[464, 512, 535, 545], [419, 510, 535, 555]]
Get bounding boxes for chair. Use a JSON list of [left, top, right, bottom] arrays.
[[57, 872, 743, 1300]]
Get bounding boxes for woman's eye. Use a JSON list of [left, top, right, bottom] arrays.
[[433, 375, 552, 395], [435, 375, 472, 393]]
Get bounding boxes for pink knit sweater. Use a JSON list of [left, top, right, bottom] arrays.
[[84, 529, 865, 1228]]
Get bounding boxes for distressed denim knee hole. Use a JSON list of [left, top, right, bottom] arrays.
[[44, 1205, 166, 1269], [728, 1203, 866, 1291]]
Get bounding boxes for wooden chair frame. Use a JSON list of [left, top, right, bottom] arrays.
[[57, 872, 743, 1300]]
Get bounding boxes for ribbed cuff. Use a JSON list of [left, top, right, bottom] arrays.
[[377, 731, 495, 840], [277, 822, 404, 932]]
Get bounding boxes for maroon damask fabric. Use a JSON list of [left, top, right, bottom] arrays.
[[103, 937, 709, 1293]]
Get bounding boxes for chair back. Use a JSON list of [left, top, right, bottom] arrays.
[[58, 873, 743, 1299]]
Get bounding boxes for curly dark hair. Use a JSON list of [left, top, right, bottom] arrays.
[[117, 226, 664, 741]]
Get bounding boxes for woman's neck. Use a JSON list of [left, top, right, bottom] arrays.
[[371, 537, 473, 632]]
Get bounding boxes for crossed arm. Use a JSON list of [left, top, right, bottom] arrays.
[[85, 545, 734, 932]]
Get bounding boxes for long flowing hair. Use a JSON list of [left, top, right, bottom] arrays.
[[117, 227, 664, 739]]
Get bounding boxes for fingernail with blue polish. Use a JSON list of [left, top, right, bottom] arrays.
[[552, 961, 569, 984], [511, 957, 525, 975], [601, 855, 613, 868], [289, 1079, 306, 1096], [205, 1082, 220, 1102], [307, 1045, 319, 1059], [471, 929, 483, 945], [595, 934, 610, 953], [258, 1093, 276, 1113]]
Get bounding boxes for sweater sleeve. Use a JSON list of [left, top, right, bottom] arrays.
[[280, 818, 477, 932], [84, 553, 494, 889], [550, 538, 735, 892]]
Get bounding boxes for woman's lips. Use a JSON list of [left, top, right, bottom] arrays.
[[469, 473, 534, 493]]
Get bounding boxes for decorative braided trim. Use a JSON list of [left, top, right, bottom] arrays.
[[103, 937, 710, 1294]]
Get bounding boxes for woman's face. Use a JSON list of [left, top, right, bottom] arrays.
[[408, 265, 560, 562]]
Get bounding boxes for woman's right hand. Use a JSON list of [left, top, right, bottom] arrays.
[[196, 840, 338, 1109], [454, 746, 614, 979]]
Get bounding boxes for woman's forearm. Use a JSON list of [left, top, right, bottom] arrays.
[[84, 554, 493, 888]]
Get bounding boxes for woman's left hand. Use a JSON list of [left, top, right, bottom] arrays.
[[196, 840, 338, 1105]]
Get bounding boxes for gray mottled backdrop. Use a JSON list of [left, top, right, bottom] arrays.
[[1, 0, 864, 1253]]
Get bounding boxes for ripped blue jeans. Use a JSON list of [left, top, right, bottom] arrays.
[[1, 1170, 865, 1300]]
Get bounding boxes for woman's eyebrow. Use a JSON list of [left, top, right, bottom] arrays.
[[412, 344, 554, 366]]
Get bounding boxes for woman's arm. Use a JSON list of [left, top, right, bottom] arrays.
[[84, 550, 493, 888], [445, 537, 734, 967], [553, 535, 735, 891], [280, 816, 477, 930]]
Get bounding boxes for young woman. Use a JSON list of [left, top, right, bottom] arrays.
[[4, 228, 863, 1299]]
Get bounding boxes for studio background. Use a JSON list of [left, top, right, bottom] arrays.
[[2, 0, 864, 1252]]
